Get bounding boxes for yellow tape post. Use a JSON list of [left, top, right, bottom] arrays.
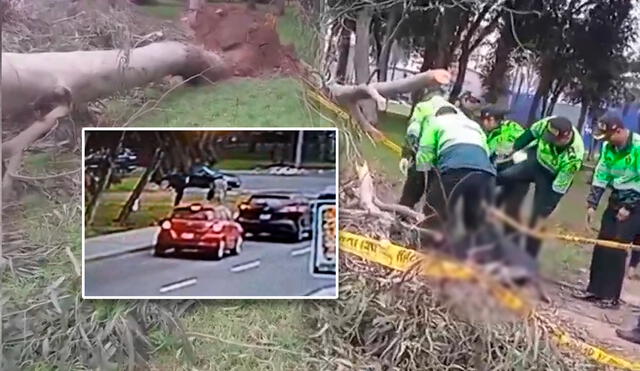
[[338, 230, 640, 371]]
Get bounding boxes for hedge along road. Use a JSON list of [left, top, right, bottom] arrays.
[[83, 171, 337, 298]]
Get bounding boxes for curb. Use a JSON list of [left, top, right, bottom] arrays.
[[85, 245, 153, 262], [85, 227, 158, 262]]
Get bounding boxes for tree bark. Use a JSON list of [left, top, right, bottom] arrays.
[[377, 5, 402, 82], [527, 60, 554, 124], [540, 94, 548, 119], [327, 70, 448, 138], [354, 8, 373, 84], [85, 133, 125, 225], [335, 20, 353, 84], [116, 147, 164, 224], [546, 79, 566, 116], [511, 71, 525, 106], [353, 8, 377, 128], [577, 99, 588, 133], [293, 131, 304, 167], [273, 0, 285, 16], [2, 41, 229, 120], [449, 47, 471, 101]]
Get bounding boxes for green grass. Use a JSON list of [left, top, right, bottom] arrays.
[[277, 7, 319, 65], [86, 192, 175, 237], [127, 77, 329, 127], [154, 301, 311, 370], [23, 151, 80, 175], [216, 158, 275, 170], [108, 176, 141, 192], [358, 112, 409, 180], [138, 0, 183, 19]]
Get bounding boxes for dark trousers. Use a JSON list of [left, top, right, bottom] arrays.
[[423, 168, 495, 233], [399, 166, 427, 208], [587, 204, 640, 301], [174, 187, 184, 206], [631, 234, 640, 268], [497, 147, 564, 258]]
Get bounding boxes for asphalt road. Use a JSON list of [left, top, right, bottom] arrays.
[[84, 173, 337, 298], [84, 234, 336, 297], [184, 171, 337, 196]]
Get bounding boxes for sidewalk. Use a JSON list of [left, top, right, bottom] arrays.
[[85, 227, 158, 261]]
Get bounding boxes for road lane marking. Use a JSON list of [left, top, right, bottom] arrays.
[[230, 260, 261, 273], [159, 277, 197, 293], [291, 247, 311, 257]]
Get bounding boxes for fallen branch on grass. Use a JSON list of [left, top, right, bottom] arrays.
[[354, 161, 443, 241]]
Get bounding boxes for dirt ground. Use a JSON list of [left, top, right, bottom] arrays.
[[189, 2, 299, 77], [545, 279, 640, 360]]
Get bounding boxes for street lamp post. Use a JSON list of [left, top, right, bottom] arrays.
[[294, 130, 304, 168]]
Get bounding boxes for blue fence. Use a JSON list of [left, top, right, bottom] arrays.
[[504, 93, 640, 151]]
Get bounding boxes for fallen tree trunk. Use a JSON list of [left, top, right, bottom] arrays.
[[326, 69, 451, 138], [2, 41, 229, 120]]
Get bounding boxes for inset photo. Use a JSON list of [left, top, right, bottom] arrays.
[[82, 128, 338, 299]]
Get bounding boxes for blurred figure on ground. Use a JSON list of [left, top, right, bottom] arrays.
[[497, 116, 584, 259], [574, 115, 640, 309]]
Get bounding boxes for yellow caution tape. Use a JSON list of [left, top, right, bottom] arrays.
[[305, 86, 404, 155], [338, 230, 640, 370], [339, 231, 529, 314], [381, 137, 402, 155]]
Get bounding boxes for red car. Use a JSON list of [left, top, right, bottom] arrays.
[[155, 203, 244, 259]]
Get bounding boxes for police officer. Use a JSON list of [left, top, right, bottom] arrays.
[[415, 104, 496, 234], [479, 106, 525, 171], [617, 317, 640, 344], [455, 90, 484, 122], [574, 114, 640, 308], [498, 116, 585, 258], [399, 89, 457, 209]]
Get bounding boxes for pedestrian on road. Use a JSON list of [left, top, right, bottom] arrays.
[[399, 91, 456, 209], [616, 316, 640, 344], [415, 105, 496, 238], [574, 115, 640, 308], [497, 116, 585, 259], [479, 106, 525, 172]]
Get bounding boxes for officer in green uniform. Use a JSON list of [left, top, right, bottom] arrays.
[[498, 116, 585, 258], [479, 106, 525, 171], [574, 114, 640, 308], [415, 105, 496, 234], [399, 91, 458, 208]]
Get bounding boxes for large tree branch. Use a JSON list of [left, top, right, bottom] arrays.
[[2, 41, 228, 120]]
